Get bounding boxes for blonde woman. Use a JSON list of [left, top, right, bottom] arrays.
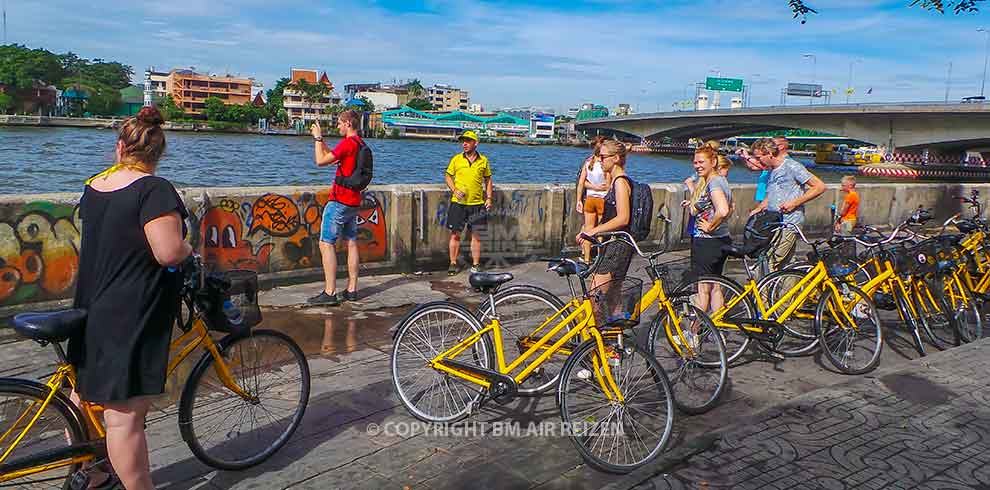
[[575, 135, 609, 263], [686, 147, 732, 345]]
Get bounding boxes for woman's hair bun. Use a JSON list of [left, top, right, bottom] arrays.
[[135, 106, 165, 126]]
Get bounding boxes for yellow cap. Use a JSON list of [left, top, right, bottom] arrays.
[[459, 130, 480, 142]]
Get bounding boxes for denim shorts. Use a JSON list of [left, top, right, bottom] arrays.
[[320, 201, 359, 244]]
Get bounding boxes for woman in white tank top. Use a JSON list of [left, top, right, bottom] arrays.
[[575, 137, 610, 262]]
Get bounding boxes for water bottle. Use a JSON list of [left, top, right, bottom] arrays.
[[222, 299, 243, 326]]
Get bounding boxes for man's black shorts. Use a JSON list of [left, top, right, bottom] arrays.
[[446, 202, 487, 232]]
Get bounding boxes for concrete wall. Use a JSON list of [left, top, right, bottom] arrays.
[[2, 181, 989, 313]]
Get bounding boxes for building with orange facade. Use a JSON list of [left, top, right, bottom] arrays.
[[166, 70, 255, 117], [283, 68, 340, 123]]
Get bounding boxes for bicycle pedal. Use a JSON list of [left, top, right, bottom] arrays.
[[766, 351, 786, 362], [69, 471, 90, 490]]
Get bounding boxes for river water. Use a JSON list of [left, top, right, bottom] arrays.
[[1, 126, 859, 195]]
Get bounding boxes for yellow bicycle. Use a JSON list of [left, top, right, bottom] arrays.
[[390, 233, 674, 473], [0, 258, 310, 489], [475, 230, 728, 415]]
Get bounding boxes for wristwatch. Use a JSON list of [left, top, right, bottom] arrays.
[[314, 136, 323, 142]]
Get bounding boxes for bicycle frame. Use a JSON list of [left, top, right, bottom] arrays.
[[0, 315, 253, 483], [430, 298, 627, 402], [708, 261, 834, 330]]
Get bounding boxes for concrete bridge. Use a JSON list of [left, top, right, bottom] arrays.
[[575, 102, 990, 153]]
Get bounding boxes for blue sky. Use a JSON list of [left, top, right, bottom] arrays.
[[6, 0, 990, 112]]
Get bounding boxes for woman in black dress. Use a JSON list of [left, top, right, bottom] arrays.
[[69, 106, 192, 490]]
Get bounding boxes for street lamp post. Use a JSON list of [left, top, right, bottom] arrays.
[[802, 54, 816, 105], [978, 28, 990, 98], [846, 59, 861, 104], [709, 69, 721, 109]]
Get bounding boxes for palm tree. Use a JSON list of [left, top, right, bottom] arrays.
[[289, 78, 332, 123]]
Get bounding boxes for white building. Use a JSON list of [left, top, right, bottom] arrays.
[[145, 68, 169, 101], [283, 68, 340, 122], [530, 112, 556, 140], [468, 103, 484, 113], [356, 89, 410, 110]]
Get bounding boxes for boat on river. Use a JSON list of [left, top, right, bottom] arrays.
[[814, 143, 884, 166]]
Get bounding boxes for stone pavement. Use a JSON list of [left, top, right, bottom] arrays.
[[3, 250, 989, 489], [621, 338, 990, 490]]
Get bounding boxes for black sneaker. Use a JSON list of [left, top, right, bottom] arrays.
[[339, 290, 358, 302], [307, 291, 341, 306], [448, 263, 458, 276], [470, 264, 482, 274]]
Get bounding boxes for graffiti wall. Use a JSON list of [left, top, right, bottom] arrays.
[[188, 191, 388, 273], [0, 189, 389, 307], [0, 202, 81, 306]]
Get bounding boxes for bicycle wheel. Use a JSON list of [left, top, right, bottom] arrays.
[[391, 302, 493, 423], [0, 380, 86, 489], [558, 336, 674, 474], [915, 279, 962, 350], [476, 285, 576, 395], [757, 269, 821, 356], [179, 330, 310, 470], [936, 276, 983, 343], [815, 283, 884, 375], [679, 275, 756, 364], [647, 301, 728, 415]]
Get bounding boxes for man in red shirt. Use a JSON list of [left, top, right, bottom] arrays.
[[308, 110, 363, 306]]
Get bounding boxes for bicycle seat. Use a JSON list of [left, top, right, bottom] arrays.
[[469, 272, 514, 293], [547, 259, 589, 277], [722, 243, 763, 259], [12, 309, 87, 344]]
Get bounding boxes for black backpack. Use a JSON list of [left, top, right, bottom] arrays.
[[335, 140, 373, 191], [744, 210, 783, 250], [618, 176, 654, 241]]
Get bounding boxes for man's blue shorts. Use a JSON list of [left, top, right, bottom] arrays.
[[320, 201, 359, 244]]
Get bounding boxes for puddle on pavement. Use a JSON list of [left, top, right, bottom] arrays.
[[262, 307, 405, 357]]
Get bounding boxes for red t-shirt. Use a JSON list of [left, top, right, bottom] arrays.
[[328, 135, 363, 207]]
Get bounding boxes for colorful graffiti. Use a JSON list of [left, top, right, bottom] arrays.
[[0, 202, 80, 306], [0, 191, 389, 307], [190, 192, 388, 273]]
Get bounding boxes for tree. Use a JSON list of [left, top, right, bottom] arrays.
[[86, 85, 122, 115], [405, 79, 426, 98], [0, 45, 64, 90], [0, 93, 13, 114], [80, 61, 133, 90], [203, 96, 228, 121], [406, 98, 434, 111], [265, 77, 291, 125], [289, 77, 332, 121], [355, 96, 375, 113], [156, 95, 186, 120]]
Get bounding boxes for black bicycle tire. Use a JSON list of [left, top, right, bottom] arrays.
[[475, 285, 574, 395], [917, 279, 962, 350], [178, 330, 310, 471], [391, 302, 495, 423], [756, 269, 822, 357], [814, 284, 884, 375], [0, 379, 87, 489], [677, 275, 757, 364], [646, 303, 728, 415], [557, 338, 674, 474]]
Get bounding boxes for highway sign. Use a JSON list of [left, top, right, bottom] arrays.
[[786, 83, 824, 97], [705, 77, 744, 92]]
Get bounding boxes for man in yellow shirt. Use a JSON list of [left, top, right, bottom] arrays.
[[445, 130, 493, 275]]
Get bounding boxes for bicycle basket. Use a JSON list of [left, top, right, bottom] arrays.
[[588, 276, 643, 330], [202, 269, 262, 334], [809, 243, 857, 278]]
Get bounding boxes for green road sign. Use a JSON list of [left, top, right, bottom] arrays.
[[705, 77, 743, 92]]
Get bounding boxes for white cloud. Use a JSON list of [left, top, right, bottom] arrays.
[[7, 0, 988, 110]]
